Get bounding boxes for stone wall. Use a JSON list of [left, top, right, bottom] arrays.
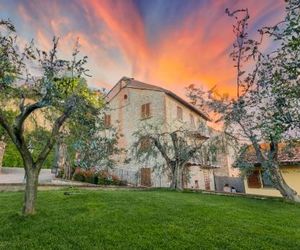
[[107, 81, 227, 188], [214, 176, 245, 193], [165, 94, 207, 130], [107, 84, 169, 186], [185, 166, 215, 190]]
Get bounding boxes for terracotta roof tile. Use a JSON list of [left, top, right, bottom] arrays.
[[242, 143, 300, 165]]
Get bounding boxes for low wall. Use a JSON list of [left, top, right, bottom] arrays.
[[214, 176, 245, 193]]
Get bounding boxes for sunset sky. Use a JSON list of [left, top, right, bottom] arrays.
[[1, 0, 285, 97]]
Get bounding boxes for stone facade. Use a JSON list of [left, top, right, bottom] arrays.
[[213, 143, 240, 178], [106, 77, 219, 189]]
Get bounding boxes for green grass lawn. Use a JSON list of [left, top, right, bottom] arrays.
[[0, 189, 300, 250]]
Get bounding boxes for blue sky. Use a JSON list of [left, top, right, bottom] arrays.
[[0, 0, 284, 96]]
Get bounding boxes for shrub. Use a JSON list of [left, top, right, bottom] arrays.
[[71, 168, 127, 186], [56, 168, 64, 178], [84, 169, 97, 184], [98, 171, 127, 186], [73, 168, 85, 182]]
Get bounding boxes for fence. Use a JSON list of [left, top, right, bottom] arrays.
[[214, 176, 245, 193]]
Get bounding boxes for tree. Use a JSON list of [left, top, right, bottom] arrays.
[[131, 122, 223, 190], [65, 109, 121, 175], [49, 89, 122, 179], [187, 0, 300, 202], [0, 130, 7, 170], [0, 20, 103, 215], [51, 93, 122, 178], [0, 111, 16, 169]]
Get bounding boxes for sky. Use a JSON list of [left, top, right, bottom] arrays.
[[0, 0, 285, 97]]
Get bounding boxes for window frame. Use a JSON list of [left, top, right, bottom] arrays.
[[177, 106, 183, 121], [140, 137, 151, 151], [190, 114, 195, 128], [104, 114, 111, 128], [141, 103, 151, 119]]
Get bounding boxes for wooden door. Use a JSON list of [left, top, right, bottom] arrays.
[[141, 168, 151, 186]]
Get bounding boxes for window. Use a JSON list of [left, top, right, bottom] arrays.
[[140, 137, 151, 151], [141, 103, 151, 119], [190, 114, 195, 128], [261, 170, 273, 187], [210, 149, 217, 165], [197, 118, 201, 129], [104, 114, 111, 128], [247, 170, 262, 188], [124, 94, 128, 100], [107, 143, 114, 154], [177, 106, 183, 121]]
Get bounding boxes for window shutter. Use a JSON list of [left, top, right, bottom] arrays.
[[146, 103, 150, 117], [141, 104, 145, 118], [190, 114, 195, 127], [140, 137, 151, 151], [177, 106, 183, 120], [247, 170, 262, 188], [108, 115, 111, 126], [104, 114, 111, 127], [141, 103, 150, 118]]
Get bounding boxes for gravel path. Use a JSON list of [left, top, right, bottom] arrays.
[[0, 167, 55, 184]]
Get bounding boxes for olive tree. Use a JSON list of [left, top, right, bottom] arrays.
[[187, 0, 300, 202], [53, 110, 120, 179], [131, 122, 224, 190], [0, 20, 103, 214], [0, 111, 16, 169]]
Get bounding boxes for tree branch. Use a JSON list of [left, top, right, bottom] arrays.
[[14, 98, 49, 133], [0, 110, 14, 139], [35, 106, 73, 169], [150, 136, 172, 164]]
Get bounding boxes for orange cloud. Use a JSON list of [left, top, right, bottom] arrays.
[[36, 30, 52, 51], [83, 0, 150, 73], [81, 0, 283, 97], [14, 0, 285, 98]]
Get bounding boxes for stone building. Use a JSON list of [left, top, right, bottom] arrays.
[[106, 77, 232, 189]]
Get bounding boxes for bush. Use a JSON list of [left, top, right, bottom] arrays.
[[72, 168, 98, 184], [56, 168, 64, 178], [84, 169, 97, 184], [98, 171, 127, 186], [72, 168, 127, 186], [73, 168, 85, 182]]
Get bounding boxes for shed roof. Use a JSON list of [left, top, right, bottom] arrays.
[[240, 142, 300, 166]]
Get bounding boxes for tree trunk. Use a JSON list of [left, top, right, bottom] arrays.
[[176, 167, 183, 191], [170, 168, 176, 189], [270, 165, 300, 202], [170, 164, 183, 190], [23, 168, 39, 215], [0, 141, 6, 173], [55, 140, 71, 179]]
